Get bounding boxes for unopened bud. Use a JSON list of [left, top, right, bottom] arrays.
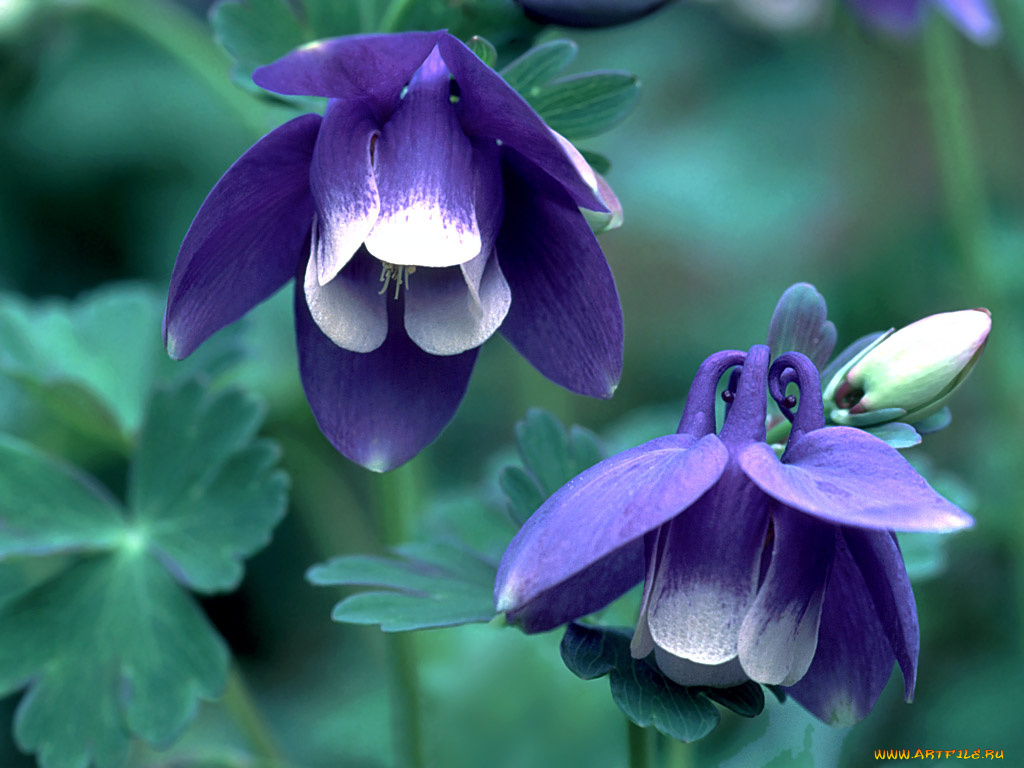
[[828, 309, 991, 425]]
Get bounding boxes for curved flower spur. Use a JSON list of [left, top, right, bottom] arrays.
[[495, 345, 973, 724], [163, 31, 622, 471]]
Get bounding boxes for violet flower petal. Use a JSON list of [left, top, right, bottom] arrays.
[[252, 31, 445, 121], [934, 0, 1000, 44], [495, 433, 729, 624], [496, 154, 623, 398], [164, 113, 320, 359], [737, 507, 834, 686], [503, 540, 643, 633], [787, 541, 895, 725], [403, 252, 511, 356], [310, 99, 381, 285], [365, 48, 481, 269], [294, 280, 477, 471], [847, 0, 925, 33], [844, 528, 919, 700], [738, 428, 974, 532], [303, 249, 387, 353], [645, 469, 769, 666], [437, 35, 606, 212]]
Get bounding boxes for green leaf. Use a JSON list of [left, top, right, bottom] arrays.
[[307, 545, 497, 631], [466, 35, 498, 68], [560, 624, 729, 743], [0, 284, 242, 449], [580, 149, 611, 175], [863, 421, 922, 449], [513, 409, 603, 498], [0, 554, 228, 768], [501, 39, 578, 93], [0, 434, 124, 558], [0, 377, 286, 767], [498, 465, 545, 527], [699, 681, 765, 718], [129, 382, 289, 593], [525, 72, 640, 141]]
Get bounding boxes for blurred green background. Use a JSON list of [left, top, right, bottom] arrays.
[[1, 0, 1022, 765]]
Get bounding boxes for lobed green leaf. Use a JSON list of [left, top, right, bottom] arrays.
[[525, 72, 640, 141]]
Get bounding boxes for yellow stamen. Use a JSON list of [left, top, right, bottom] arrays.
[[378, 262, 416, 299]]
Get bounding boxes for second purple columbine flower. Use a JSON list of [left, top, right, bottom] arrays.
[[495, 345, 973, 724], [163, 31, 623, 471]]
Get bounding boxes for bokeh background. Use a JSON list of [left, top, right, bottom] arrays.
[[1, 0, 1022, 765]]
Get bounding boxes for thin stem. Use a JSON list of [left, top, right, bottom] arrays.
[[72, 0, 269, 138], [922, 15, 988, 282], [373, 461, 428, 768], [223, 664, 285, 764], [627, 721, 648, 768]]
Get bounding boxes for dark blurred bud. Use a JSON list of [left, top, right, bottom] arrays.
[[516, 0, 671, 28]]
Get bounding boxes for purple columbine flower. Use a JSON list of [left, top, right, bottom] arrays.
[[163, 31, 622, 472], [847, 0, 999, 44], [495, 345, 973, 724]]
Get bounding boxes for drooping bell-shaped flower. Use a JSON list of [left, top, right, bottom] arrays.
[[495, 345, 972, 723], [846, 0, 999, 44], [163, 31, 622, 471]]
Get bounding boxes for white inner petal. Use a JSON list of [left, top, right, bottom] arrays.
[[654, 648, 749, 688], [365, 197, 481, 269], [303, 252, 387, 353], [738, 588, 826, 686]]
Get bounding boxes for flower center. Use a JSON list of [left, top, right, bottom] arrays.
[[378, 261, 416, 299]]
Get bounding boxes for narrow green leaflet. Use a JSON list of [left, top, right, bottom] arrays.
[[0, 378, 287, 768], [308, 544, 497, 631], [310, 410, 600, 631], [501, 41, 640, 142], [560, 624, 765, 743], [765, 283, 836, 369], [0, 284, 241, 449]]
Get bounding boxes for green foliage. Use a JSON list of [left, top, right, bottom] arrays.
[[0, 379, 287, 768], [501, 41, 640, 141], [560, 623, 765, 743], [466, 35, 498, 68], [0, 285, 242, 452]]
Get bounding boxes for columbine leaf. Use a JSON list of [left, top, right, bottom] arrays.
[[765, 283, 837, 369], [513, 409, 604, 499], [466, 35, 498, 68], [0, 377, 286, 768], [525, 72, 640, 140], [501, 39, 578, 93], [128, 382, 288, 593], [0, 554, 228, 768], [307, 544, 497, 631], [560, 623, 735, 743], [0, 284, 242, 449], [0, 434, 123, 557], [864, 421, 922, 449]]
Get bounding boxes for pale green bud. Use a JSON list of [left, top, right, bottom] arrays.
[[828, 308, 991, 425]]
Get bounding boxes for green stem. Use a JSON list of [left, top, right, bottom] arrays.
[[379, 0, 419, 33], [223, 664, 286, 764], [627, 721, 648, 768], [921, 16, 988, 282], [373, 462, 428, 768], [72, 0, 269, 138]]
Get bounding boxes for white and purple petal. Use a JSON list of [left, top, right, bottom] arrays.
[[437, 35, 606, 212], [496, 153, 623, 398], [252, 31, 445, 121], [495, 433, 729, 628], [364, 47, 481, 269], [653, 650, 750, 688], [294, 281, 477, 472], [644, 468, 770, 666], [403, 252, 511, 356], [934, 0, 999, 44], [738, 427, 974, 532], [309, 99, 381, 285], [737, 507, 834, 686], [787, 539, 896, 725], [843, 527, 919, 700], [164, 113, 320, 360], [303, 247, 387, 353]]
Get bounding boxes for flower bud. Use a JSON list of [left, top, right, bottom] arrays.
[[829, 308, 991, 425]]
